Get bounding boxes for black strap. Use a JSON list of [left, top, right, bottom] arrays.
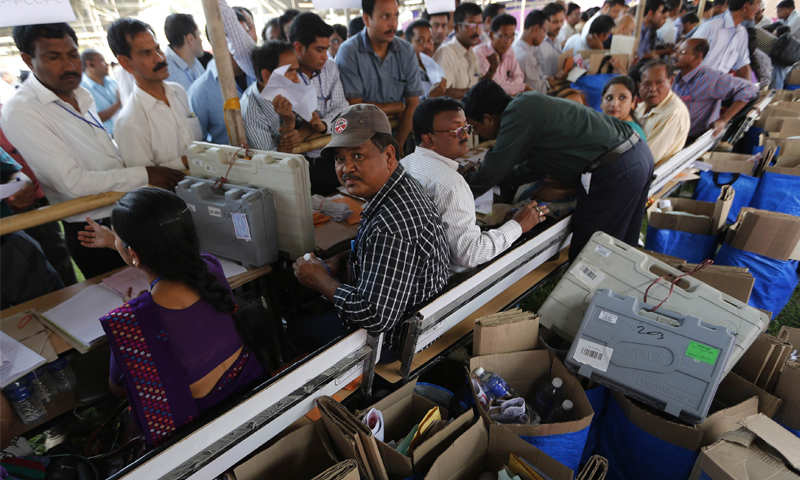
[[712, 172, 740, 187]]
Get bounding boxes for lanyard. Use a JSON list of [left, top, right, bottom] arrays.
[[55, 102, 106, 131], [300, 72, 331, 102], [150, 277, 163, 290]]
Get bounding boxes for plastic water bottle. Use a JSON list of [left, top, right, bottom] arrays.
[[544, 399, 574, 423], [46, 358, 77, 392], [474, 367, 513, 400], [535, 377, 564, 413], [470, 377, 489, 409], [25, 369, 59, 403], [3, 382, 47, 425]]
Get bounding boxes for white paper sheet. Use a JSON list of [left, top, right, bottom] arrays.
[[217, 257, 248, 278], [102, 267, 150, 297], [424, 0, 456, 14], [0, 332, 47, 388], [260, 65, 317, 122], [610, 35, 636, 55], [566, 66, 587, 83], [475, 188, 494, 215], [42, 285, 123, 348], [0, 180, 28, 200], [0, 0, 77, 28]]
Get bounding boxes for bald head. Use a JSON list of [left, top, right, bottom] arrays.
[[685, 38, 709, 58], [673, 38, 709, 72], [80, 49, 109, 81]]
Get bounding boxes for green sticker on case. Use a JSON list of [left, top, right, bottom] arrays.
[[685, 341, 720, 365]]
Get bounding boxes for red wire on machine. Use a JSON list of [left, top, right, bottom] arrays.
[[214, 141, 252, 189], [643, 259, 715, 312]]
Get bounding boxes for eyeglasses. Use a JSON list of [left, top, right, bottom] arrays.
[[433, 124, 474, 136], [458, 22, 481, 29], [494, 33, 516, 41]]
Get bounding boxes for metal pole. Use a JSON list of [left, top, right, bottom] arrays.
[[201, 0, 248, 147], [631, 0, 646, 60]]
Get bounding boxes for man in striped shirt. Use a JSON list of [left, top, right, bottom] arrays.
[[290, 105, 449, 362], [672, 38, 759, 141], [402, 97, 548, 274]]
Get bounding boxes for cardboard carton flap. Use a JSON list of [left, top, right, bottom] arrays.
[[611, 391, 703, 451], [715, 372, 782, 419], [729, 208, 800, 261], [487, 425, 574, 480], [773, 362, 800, 432], [740, 414, 800, 470], [424, 420, 488, 480]]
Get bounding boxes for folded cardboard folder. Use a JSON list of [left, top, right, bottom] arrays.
[[474, 309, 539, 356], [724, 208, 800, 261], [648, 185, 734, 236], [314, 461, 360, 480]]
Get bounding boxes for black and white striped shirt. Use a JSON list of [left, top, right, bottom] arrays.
[[333, 165, 449, 353], [240, 82, 282, 152]]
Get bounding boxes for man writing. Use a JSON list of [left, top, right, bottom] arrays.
[[405, 20, 448, 99], [462, 80, 654, 261], [80, 50, 121, 135], [635, 59, 691, 164], [434, 3, 487, 100], [336, 0, 423, 154], [672, 38, 758, 142], [402, 97, 548, 273], [1, 24, 183, 277], [290, 104, 449, 363], [513, 11, 551, 94], [109, 18, 203, 171]]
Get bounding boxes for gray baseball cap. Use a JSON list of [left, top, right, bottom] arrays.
[[320, 104, 393, 159]]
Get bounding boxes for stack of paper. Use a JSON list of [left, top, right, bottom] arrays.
[[42, 285, 123, 349], [0, 332, 47, 388]]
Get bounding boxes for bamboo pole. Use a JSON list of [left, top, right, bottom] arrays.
[[696, 0, 708, 22], [0, 192, 125, 236], [201, 0, 248, 147], [631, 0, 646, 60]]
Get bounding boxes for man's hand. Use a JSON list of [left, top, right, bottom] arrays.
[[309, 111, 327, 133], [485, 53, 499, 78], [6, 181, 35, 210], [293, 253, 333, 291], [712, 119, 728, 137], [274, 95, 296, 130], [429, 79, 448, 98], [78, 216, 117, 249], [146, 166, 186, 190], [279, 130, 302, 152], [511, 201, 550, 233], [458, 161, 477, 176], [586, 33, 604, 50]]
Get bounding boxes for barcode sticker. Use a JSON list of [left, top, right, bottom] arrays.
[[594, 245, 612, 257], [573, 338, 613, 372], [598, 311, 618, 324], [205, 164, 216, 173], [570, 261, 606, 287], [191, 158, 202, 167], [208, 206, 222, 217]]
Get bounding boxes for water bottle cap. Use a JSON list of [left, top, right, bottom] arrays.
[[46, 358, 69, 372], [552, 377, 563, 388], [3, 383, 32, 401], [563, 400, 574, 410], [474, 367, 485, 376]]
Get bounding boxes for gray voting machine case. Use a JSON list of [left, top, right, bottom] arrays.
[[565, 288, 735, 424], [176, 177, 278, 268]]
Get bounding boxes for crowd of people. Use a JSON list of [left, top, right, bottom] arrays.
[[0, 0, 792, 446]]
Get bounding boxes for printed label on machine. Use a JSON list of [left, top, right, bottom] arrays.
[[598, 310, 618, 324], [594, 244, 612, 257], [232, 213, 252, 241], [192, 158, 202, 167], [570, 261, 606, 287], [573, 338, 613, 372], [208, 206, 222, 217]]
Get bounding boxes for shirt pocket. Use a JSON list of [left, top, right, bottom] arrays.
[[382, 79, 406, 103]]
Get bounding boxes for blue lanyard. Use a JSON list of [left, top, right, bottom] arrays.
[[55, 102, 106, 131], [300, 72, 331, 102], [150, 277, 163, 290]]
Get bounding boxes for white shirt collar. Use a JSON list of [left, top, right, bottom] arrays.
[[132, 81, 178, 112], [26, 72, 94, 112], [415, 146, 461, 171]]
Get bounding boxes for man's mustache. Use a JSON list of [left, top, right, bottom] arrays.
[[342, 173, 362, 181], [154, 62, 168, 72], [60, 72, 80, 81]]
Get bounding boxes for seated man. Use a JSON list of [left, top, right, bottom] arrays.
[[401, 97, 547, 273], [672, 38, 758, 141], [463, 80, 654, 261], [635, 59, 691, 164], [405, 19, 447, 99], [433, 2, 486, 100], [109, 18, 203, 170], [290, 104, 449, 363], [1, 23, 183, 278], [513, 11, 550, 94], [564, 14, 615, 70], [240, 41, 306, 152], [474, 14, 528, 96]]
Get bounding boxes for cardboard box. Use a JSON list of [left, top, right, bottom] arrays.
[[233, 421, 339, 480], [732, 334, 793, 392], [766, 155, 800, 177], [357, 380, 474, 476], [424, 420, 574, 480], [755, 105, 800, 128], [773, 360, 800, 432], [777, 326, 800, 354], [701, 152, 759, 175], [711, 371, 782, 420], [474, 309, 539, 356], [763, 117, 800, 136], [678, 263, 755, 303], [469, 350, 594, 440], [725, 208, 800, 261], [688, 414, 800, 480], [577, 455, 608, 480], [648, 187, 733, 236]]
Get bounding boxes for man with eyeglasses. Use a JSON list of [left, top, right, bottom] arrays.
[[433, 3, 487, 100], [336, 0, 422, 155], [635, 59, 690, 165], [401, 97, 547, 273], [290, 13, 350, 194], [474, 14, 530, 95]]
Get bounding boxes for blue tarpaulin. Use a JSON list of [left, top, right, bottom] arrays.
[[693, 171, 759, 224], [644, 226, 718, 264], [750, 171, 800, 218]]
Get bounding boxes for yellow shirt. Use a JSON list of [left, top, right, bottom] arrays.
[[635, 90, 691, 166], [432, 39, 482, 90]]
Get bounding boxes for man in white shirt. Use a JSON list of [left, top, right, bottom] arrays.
[[109, 18, 203, 171], [401, 97, 547, 273], [777, 0, 800, 35], [692, 0, 758, 80], [1, 23, 184, 277], [405, 20, 447, 99], [657, 1, 681, 45], [581, 0, 625, 41], [434, 2, 487, 100], [755, 1, 773, 27], [514, 11, 550, 93], [163, 14, 206, 92], [557, 3, 582, 46]]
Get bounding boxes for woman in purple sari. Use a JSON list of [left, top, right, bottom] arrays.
[[80, 188, 266, 447]]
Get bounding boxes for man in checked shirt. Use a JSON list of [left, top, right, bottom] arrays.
[[290, 104, 450, 363]]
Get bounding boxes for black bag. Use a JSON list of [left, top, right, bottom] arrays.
[[771, 32, 800, 66]]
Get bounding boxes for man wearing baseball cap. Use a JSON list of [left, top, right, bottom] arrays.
[[290, 104, 449, 363]]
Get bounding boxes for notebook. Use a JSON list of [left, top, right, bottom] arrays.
[[42, 285, 123, 349]]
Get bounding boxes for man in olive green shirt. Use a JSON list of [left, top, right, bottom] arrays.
[[463, 80, 655, 260]]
